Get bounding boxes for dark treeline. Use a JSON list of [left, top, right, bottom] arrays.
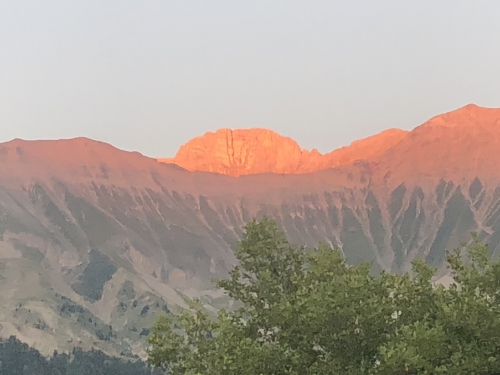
[[0, 336, 162, 375]]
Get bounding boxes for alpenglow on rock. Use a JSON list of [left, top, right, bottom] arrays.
[[158, 127, 408, 176]]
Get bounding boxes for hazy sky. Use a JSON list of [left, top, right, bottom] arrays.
[[1, 1, 500, 157]]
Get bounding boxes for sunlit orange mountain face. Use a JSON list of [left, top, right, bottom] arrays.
[[158, 127, 409, 176], [1, 103, 500, 356]]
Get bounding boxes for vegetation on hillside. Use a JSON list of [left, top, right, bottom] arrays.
[[148, 218, 500, 374], [0, 336, 161, 375]]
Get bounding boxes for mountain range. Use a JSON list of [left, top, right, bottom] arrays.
[[1, 103, 499, 358]]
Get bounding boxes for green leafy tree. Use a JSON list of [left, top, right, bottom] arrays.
[[375, 235, 500, 375], [148, 219, 500, 375]]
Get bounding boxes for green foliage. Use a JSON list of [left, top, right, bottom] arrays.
[[0, 336, 161, 375], [148, 220, 500, 374]]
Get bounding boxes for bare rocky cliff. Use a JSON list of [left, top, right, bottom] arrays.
[[158, 127, 408, 176]]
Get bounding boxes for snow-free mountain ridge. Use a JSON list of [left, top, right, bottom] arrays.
[[159, 127, 409, 176], [1, 104, 500, 358]]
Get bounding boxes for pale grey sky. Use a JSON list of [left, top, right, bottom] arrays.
[[1, 1, 500, 157]]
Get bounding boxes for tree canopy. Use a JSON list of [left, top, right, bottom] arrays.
[[0, 335, 160, 375], [148, 218, 500, 374]]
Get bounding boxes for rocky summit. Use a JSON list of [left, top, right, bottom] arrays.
[[1, 104, 500, 357], [159, 127, 409, 176]]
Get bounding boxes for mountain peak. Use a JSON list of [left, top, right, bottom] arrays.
[[159, 128, 306, 176], [460, 103, 482, 110], [374, 104, 500, 184], [158, 127, 408, 176], [421, 103, 500, 129], [0, 137, 148, 166], [0, 137, 168, 188]]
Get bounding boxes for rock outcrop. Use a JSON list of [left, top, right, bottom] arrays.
[[158, 127, 409, 176], [159, 128, 308, 176]]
